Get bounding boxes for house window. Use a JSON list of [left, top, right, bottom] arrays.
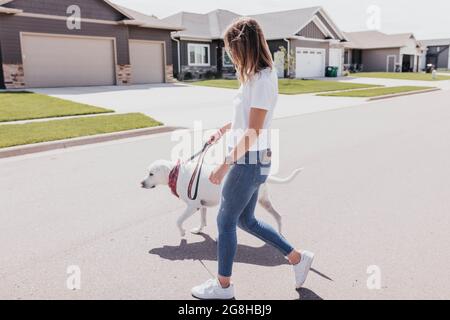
[[223, 50, 233, 67], [188, 43, 210, 66]]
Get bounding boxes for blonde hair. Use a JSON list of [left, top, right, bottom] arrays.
[[224, 17, 273, 83]]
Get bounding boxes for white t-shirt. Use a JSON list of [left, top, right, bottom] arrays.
[[227, 67, 278, 151]]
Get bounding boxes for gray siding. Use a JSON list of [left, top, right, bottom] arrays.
[[128, 27, 173, 65], [437, 47, 449, 68], [4, 0, 126, 21], [297, 21, 326, 39], [361, 48, 400, 72], [0, 15, 130, 64], [316, 12, 340, 39], [171, 40, 179, 76], [0, 42, 4, 88]]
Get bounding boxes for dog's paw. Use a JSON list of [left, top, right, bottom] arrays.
[[190, 227, 204, 235], [179, 229, 186, 237]]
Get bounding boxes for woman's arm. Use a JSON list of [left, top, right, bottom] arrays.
[[209, 108, 267, 185], [208, 122, 232, 144], [227, 108, 267, 164]]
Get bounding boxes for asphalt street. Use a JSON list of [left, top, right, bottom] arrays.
[[1, 89, 449, 299]]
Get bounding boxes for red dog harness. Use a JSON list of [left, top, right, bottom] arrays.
[[168, 143, 212, 200], [168, 160, 181, 198]]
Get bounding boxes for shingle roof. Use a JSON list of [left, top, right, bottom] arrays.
[[116, 4, 183, 30], [250, 7, 321, 40], [0, 0, 183, 31], [162, 9, 239, 39], [344, 31, 416, 49], [162, 7, 343, 40], [419, 38, 450, 47]]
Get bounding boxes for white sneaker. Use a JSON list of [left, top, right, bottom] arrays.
[[191, 279, 235, 300], [293, 251, 315, 289]]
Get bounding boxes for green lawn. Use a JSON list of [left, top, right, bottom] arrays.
[[319, 86, 434, 98], [0, 113, 162, 149], [0, 91, 113, 122], [191, 79, 381, 95], [351, 72, 450, 81]]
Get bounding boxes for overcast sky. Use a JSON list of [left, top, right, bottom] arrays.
[[112, 0, 449, 39]]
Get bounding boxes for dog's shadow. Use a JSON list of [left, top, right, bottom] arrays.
[[149, 233, 288, 267]]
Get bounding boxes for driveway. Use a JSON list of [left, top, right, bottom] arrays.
[[1, 89, 450, 299], [33, 84, 366, 129]]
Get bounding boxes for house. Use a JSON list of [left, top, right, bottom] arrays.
[[419, 39, 450, 70], [343, 31, 425, 73], [162, 7, 348, 80], [0, 0, 183, 89]]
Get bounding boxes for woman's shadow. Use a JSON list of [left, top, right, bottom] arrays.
[[149, 233, 287, 266], [149, 233, 329, 300]]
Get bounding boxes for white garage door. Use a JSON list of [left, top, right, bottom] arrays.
[[22, 34, 116, 88], [129, 40, 165, 84], [295, 47, 326, 78]]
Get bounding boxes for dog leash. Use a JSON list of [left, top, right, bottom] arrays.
[[187, 142, 212, 201]]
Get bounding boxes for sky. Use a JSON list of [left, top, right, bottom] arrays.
[[112, 0, 450, 40]]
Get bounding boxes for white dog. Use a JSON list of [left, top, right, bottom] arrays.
[[141, 160, 302, 237]]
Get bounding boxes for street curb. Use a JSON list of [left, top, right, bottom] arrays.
[[368, 88, 441, 101], [0, 126, 182, 159]]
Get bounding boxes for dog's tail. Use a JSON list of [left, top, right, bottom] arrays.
[[267, 168, 303, 185]]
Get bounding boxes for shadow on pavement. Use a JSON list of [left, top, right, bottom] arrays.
[[149, 233, 288, 267], [296, 288, 323, 300], [150, 234, 333, 284]]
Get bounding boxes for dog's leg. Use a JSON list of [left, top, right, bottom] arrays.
[[177, 206, 199, 237], [258, 184, 283, 234], [191, 207, 207, 235]]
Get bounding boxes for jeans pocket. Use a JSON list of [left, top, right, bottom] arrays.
[[256, 162, 271, 184]]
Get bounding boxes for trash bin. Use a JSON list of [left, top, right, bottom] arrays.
[[325, 66, 339, 77], [426, 64, 434, 74]]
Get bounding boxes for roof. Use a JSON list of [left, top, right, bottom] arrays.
[[162, 9, 239, 39], [250, 7, 321, 40], [419, 38, 450, 47], [344, 30, 417, 49], [162, 6, 345, 41], [0, 0, 183, 31], [115, 4, 183, 30]]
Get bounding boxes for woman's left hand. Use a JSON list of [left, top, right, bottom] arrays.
[[209, 163, 230, 185]]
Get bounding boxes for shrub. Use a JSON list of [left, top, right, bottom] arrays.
[[204, 70, 216, 80], [182, 72, 193, 81]]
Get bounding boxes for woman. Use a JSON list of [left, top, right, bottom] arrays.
[[191, 17, 314, 300]]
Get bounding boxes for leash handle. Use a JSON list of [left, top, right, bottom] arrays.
[[187, 142, 211, 201]]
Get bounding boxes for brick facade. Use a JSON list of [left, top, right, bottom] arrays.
[[3, 64, 25, 89], [116, 64, 131, 85], [165, 64, 174, 83]]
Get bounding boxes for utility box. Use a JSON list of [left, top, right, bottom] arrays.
[[426, 64, 434, 74], [325, 66, 338, 77]]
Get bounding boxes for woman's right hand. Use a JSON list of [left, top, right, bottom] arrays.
[[208, 130, 223, 145]]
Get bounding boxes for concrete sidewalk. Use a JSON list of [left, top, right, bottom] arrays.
[[32, 83, 367, 129]]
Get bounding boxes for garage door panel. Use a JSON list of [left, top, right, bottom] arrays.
[[22, 34, 116, 88], [295, 47, 326, 78], [129, 41, 164, 84]]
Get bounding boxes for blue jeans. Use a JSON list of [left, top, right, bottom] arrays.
[[217, 150, 295, 277]]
